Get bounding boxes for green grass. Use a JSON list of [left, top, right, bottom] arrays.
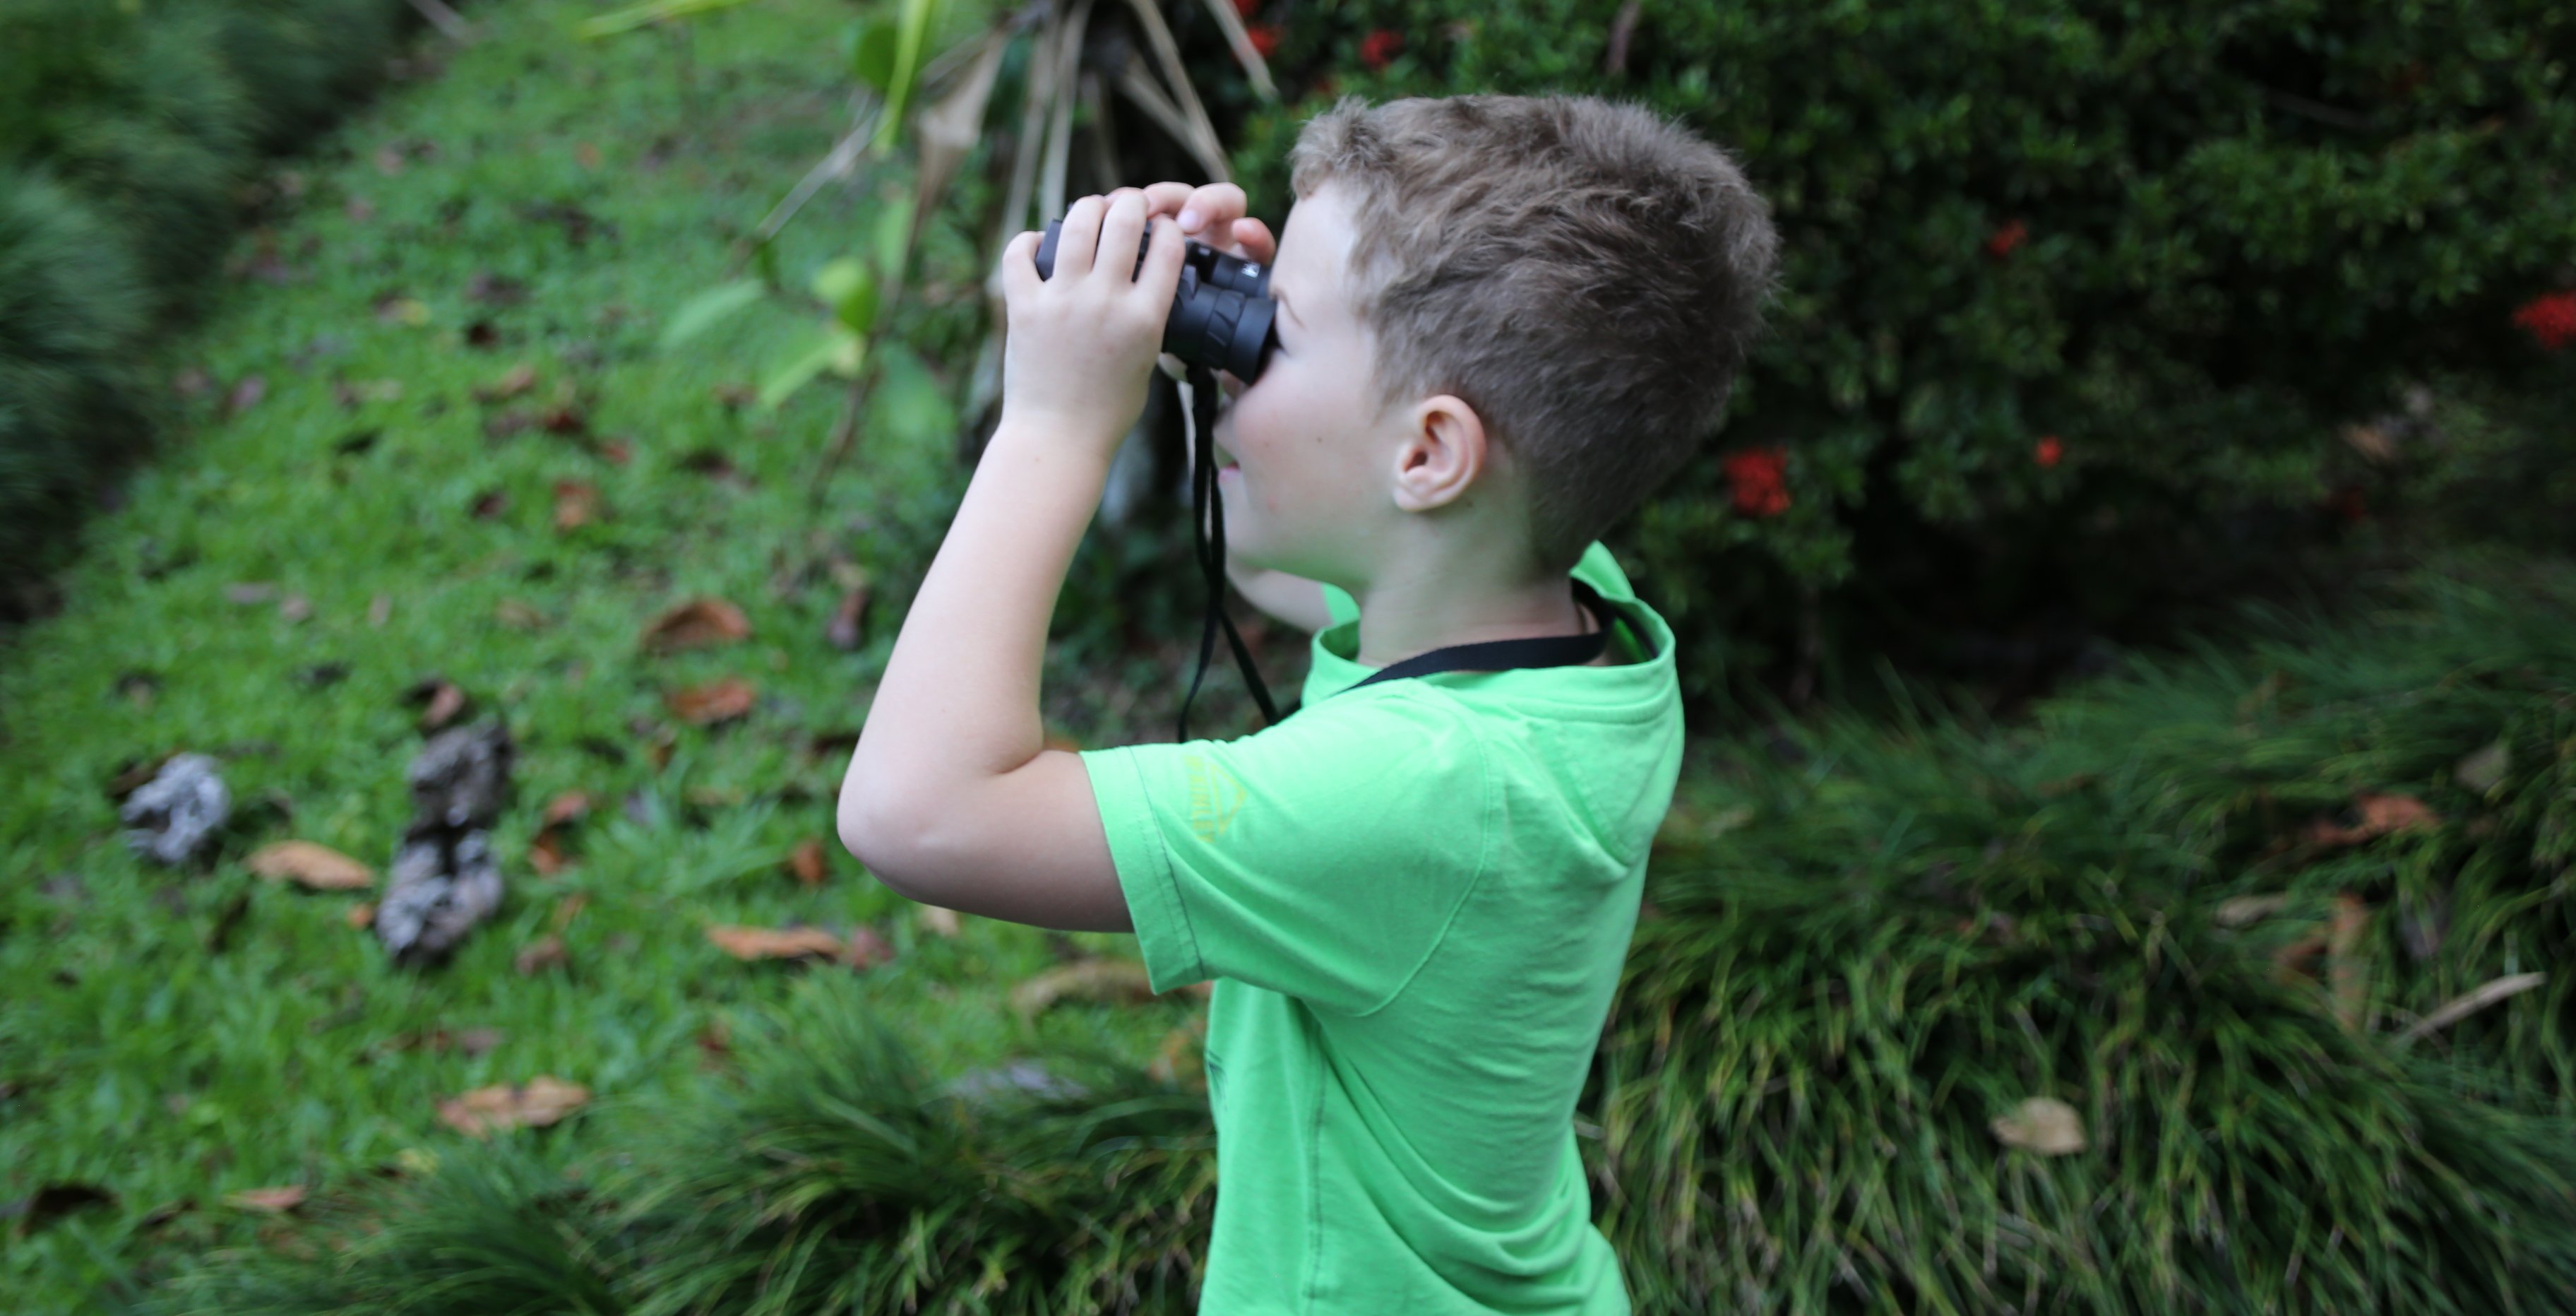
[[0, 5, 1246, 1310]]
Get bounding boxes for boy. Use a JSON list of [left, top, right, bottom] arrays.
[[840, 93, 1779, 1313]]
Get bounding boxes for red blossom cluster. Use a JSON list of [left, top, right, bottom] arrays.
[[1246, 23, 1282, 58], [1723, 446, 1791, 518], [1986, 219, 2027, 258], [2513, 290, 2576, 350], [1232, 0, 1258, 16], [2035, 435, 2063, 468], [1360, 29, 1403, 71]]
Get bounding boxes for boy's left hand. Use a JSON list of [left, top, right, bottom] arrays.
[[996, 189, 1188, 454]]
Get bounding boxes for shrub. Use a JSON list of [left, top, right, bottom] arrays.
[[0, 167, 156, 579], [0, 0, 422, 595], [1218, 1, 2576, 708]]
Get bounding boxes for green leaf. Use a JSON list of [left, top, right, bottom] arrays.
[[758, 326, 855, 413], [869, 0, 942, 155], [811, 257, 878, 335], [846, 18, 900, 95], [657, 279, 765, 351], [871, 196, 913, 291]]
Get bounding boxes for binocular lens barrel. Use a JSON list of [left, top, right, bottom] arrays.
[[1034, 217, 1278, 383]]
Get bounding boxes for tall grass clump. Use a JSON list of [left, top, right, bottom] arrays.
[[1596, 550, 2576, 1313]]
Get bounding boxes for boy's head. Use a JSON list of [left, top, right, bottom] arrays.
[[1210, 93, 1779, 589]]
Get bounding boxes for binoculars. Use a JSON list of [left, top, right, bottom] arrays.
[[1035, 215, 1279, 384]]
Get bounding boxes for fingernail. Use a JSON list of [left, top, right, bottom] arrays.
[[1179, 208, 1202, 230]]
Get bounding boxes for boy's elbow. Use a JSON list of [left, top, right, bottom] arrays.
[[837, 794, 922, 896]]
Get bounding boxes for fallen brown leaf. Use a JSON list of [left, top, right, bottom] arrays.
[[1010, 957, 1158, 1019], [475, 362, 538, 403], [1991, 1096, 2087, 1155], [667, 677, 756, 725], [543, 790, 593, 827], [827, 585, 870, 651], [847, 924, 895, 968], [640, 598, 751, 653], [436, 1076, 589, 1138], [917, 905, 961, 937], [224, 1185, 306, 1213], [225, 375, 268, 418], [346, 902, 376, 930], [2306, 793, 2440, 848], [402, 677, 468, 731], [496, 598, 549, 629], [514, 935, 567, 976], [470, 489, 509, 518], [707, 924, 846, 961], [550, 892, 589, 934], [553, 480, 600, 531], [246, 841, 374, 891], [787, 838, 828, 886]]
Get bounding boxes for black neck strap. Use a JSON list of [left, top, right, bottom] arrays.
[[1176, 367, 1632, 742]]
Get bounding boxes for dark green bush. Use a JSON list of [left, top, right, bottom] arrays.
[[0, 167, 157, 579], [0, 0, 422, 595], [1600, 551, 2576, 1312], [1216, 1, 2576, 709]]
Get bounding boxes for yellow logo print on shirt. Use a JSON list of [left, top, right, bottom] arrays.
[[1184, 754, 1248, 841]]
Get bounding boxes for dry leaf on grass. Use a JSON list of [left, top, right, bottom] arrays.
[[495, 598, 549, 629], [917, 905, 961, 937], [706, 923, 891, 968], [640, 598, 750, 653], [514, 935, 567, 976], [2456, 740, 2511, 795], [827, 584, 870, 651], [787, 838, 827, 886], [550, 892, 589, 933], [475, 362, 538, 402], [1010, 957, 1158, 1019], [436, 1076, 589, 1138], [552, 480, 600, 531], [403, 677, 470, 732], [2328, 894, 2371, 1030], [246, 841, 374, 891], [346, 902, 375, 930], [225, 1185, 306, 1213], [667, 677, 756, 725], [2306, 793, 2440, 848], [530, 790, 592, 875], [1991, 1096, 2087, 1155]]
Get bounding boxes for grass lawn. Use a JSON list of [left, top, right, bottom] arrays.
[[0, 4, 1268, 1308]]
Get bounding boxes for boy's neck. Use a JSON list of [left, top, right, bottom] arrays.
[[1347, 572, 1604, 670]]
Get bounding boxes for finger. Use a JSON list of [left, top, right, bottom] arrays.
[[1178, 182, 1248, 238], [1139, 182, 1197, 222], [1097, 192, 1150, 284], [1137, 214, 1187, 308], [998, 230, 1042, 302], [1230, 217, 1277, 265], [1060, 194, 1106, 278]]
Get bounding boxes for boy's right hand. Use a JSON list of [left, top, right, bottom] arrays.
[[1131, 181, 1276, 265]]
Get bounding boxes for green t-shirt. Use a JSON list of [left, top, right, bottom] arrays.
[[1079, 541, 1681, 1315]]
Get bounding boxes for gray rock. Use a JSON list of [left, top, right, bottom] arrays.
[[119, 753, 231, 866], [376, 721, 513, 966]]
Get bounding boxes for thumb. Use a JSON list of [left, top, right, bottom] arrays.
[[998, 230, 1042, 304]]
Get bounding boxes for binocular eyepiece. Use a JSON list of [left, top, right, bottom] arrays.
[[1035, 216, 1278, 384]]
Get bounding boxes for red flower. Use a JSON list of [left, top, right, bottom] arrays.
[[1246, 23, 1282, 58], [2034, 435, 2063, 468], [1985, 219, 2027, 258], [1232, 0, 1259, 16], [2512, 290, 2576, 351], [1723, 446, 1791, 518], [1359, 29, 1403, 71]]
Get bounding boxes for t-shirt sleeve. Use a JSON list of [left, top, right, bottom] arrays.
[[1078, 692, 1490, 1016]]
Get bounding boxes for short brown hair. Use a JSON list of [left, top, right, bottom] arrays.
[[1288, 93, 1780, 576]]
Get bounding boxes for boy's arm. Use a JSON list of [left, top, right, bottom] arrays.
[[840, 184, 1284, 938]]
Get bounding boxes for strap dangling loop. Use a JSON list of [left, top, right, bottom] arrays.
[[1177, 364, 1281, 744]]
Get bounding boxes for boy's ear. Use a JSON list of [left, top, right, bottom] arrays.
[[1390, 393, 1491, 514]]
